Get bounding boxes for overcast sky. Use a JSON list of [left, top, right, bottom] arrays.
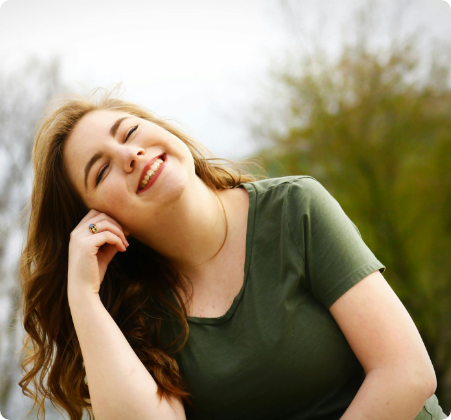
[[1, 0, 451, 161]]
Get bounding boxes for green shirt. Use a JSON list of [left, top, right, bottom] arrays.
[[161, 176, 446, 420]]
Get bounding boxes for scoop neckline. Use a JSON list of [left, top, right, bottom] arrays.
[[167, 182, 257, 325]]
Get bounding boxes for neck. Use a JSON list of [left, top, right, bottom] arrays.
[[134, 175, 238, 281]]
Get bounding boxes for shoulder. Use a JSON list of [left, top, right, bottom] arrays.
[[239, 175, 319, 196]]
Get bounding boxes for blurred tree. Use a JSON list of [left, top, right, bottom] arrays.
[[249, 0, 451, 412], [0, 55, 67, 416]]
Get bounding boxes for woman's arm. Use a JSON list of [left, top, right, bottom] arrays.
[[340, 368, 433, 419], [69, 290, 186, 420], [329, 270, 436, 420]]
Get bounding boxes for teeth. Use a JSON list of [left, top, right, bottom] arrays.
[[139, 158, 164, 190]]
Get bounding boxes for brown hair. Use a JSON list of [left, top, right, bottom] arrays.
[[17, 86, 265, 420]]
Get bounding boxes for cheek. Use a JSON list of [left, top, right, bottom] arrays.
[[99, 198, 135, 228], [104, 187, 130, 208]]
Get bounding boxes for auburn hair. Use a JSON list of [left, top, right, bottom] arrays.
[[18, 85, 263, 420]]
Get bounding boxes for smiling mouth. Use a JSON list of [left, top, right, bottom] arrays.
[[137, 153, 166, 192]]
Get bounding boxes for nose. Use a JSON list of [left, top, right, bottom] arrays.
[[122, 146, 145, 173]]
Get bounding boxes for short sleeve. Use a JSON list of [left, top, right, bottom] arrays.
[[287, 176, 386, 310]]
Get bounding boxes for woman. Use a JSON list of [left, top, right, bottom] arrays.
[[18, 87, 448, 420]]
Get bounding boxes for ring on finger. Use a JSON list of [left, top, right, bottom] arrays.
[[89, 223, 98, 234]]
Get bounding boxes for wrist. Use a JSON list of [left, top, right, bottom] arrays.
[[68, 287, 101, 309]]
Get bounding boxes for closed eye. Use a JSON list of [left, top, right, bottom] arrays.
[[95, 124, 139, 187], [125, 125, 139, 140]]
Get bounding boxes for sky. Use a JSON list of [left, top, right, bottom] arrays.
[[0, 0, 292, 160], [0, 0, 451, 161]]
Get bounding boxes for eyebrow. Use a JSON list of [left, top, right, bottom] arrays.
[[84, 116, 130, 191]]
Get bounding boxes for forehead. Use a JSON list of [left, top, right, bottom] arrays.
[[69, 109, 130, 142]]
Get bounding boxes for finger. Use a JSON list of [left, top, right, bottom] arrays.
[[91, 213, 128, 242], [89, 231, 127, 252], [78, 208, 101, 225], [72, 209, 101, 238], [88, 220, 129, 248]]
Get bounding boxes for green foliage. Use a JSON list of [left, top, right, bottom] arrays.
[[250, 8, 451, 413]]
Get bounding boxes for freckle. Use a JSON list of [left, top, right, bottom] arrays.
[[386, 402, 390, 405]]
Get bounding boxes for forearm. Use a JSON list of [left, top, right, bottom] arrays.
[[340, 368, 434, 420], [69, 292, 185, 420]]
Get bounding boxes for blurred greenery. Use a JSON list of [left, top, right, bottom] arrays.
[[249, 1, 451, 413]]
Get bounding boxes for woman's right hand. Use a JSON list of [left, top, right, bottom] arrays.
[[67, 209, 129, 299]]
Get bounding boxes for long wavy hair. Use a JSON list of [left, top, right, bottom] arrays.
[[17, 86, 265, 420]]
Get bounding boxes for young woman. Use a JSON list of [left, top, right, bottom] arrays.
[[18, 88, 448, 420]]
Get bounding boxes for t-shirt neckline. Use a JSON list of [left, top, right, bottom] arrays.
[[168, 182, 257, 325]]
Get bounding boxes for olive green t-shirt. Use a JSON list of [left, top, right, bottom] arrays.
[[161, 176, 446, 420]]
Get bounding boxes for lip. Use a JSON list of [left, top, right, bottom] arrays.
[[136, 153, 166, 194]]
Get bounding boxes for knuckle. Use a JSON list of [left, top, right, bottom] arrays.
[[110, 223, 123, 236], [105, 215, 122, 230]]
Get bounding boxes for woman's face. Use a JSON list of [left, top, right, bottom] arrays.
[[63, 109, 195, 236]]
